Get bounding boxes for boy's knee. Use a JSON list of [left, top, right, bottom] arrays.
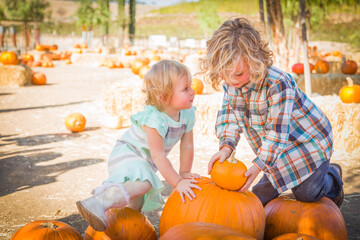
[[292, 188, 322, 203]]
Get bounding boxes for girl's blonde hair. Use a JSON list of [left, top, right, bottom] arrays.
[[199, 17, 273, 90], [143, 59, 192, 110]]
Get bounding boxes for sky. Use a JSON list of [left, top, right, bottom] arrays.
[[138, 0, 199, 6]]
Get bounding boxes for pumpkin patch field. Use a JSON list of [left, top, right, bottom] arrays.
[[0, 48, 360, 240]]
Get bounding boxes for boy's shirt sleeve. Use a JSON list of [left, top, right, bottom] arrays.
[[215, 85, 243, 150], [253, 79, 295, 171]]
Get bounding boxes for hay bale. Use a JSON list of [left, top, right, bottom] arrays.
[[0, 64, 32, 87], [312, 95, 360, 156], [295, 74, 360, 95]]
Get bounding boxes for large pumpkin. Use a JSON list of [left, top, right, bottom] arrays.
[[314, 59, 330, 74], [264, 194, 347, 240], [210, 151, 247, 190], [0, 51, 19, 65], [159, 177, 265, 240], [341, 59, 358, 75], [159, 222, 256, 240], [339, 77, 360, 103], [10, 220, 82, 240], [139, 65, 151, 79], [64, 113, 86, 132], [84, 207, 157, 240], [272, 233, 318, 240], [131, 58, 149, 75]]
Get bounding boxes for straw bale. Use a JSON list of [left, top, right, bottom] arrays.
[[312, 95, 360, 156], [0, 64, 32, 87], [295, 74, 360, 95]]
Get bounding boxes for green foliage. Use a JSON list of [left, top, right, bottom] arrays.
[[75, 0, 95, 28], [0, 0, 51, 21], [197, 0, 222, 37]]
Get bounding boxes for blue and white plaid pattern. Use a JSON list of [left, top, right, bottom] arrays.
[[215, 66, 333, 193]]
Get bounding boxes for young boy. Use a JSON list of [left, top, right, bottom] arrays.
[[201, 17, 344, 207]]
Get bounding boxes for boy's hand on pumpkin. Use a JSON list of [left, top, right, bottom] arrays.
[[180, 172, 201, 179], [239, 165, 261, 192], [175, 178, 202, 203], [208, 147, 232, 174]]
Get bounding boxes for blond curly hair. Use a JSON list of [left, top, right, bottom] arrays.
[[143, 59, 192, 110], [199, 17, 273, 90]]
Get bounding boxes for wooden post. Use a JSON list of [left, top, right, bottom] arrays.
[[0, 26, 4, 50], [300, 0, 311, 96]]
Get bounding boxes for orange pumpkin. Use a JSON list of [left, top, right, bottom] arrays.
[[210, 152, 247, 190], [0, 51, 19, 65], [191, 78, 204, 95], [131, 58, 149, 75], [339, 77, 360, 103], [49, 44, 58, 51], [32, 72, 47, 85], [272, 233, 318, 240], [159, 177, 265, 239], [291, 63, 314, 74], [10, 220, 82, 240], [84, 208, 157, 240], [264, 194, 347, 240], [341, 59, 358, 75], [64, 113, 86, 132], [159, 222, 255, 240], [65, 59, 72, 64], [314, 59, 330, 74], [151, 55, 161, 62], [35, 44, 50, 51], [139, 65, 151, 79], [21, 53, 34, 62]]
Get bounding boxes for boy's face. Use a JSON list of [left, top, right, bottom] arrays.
[[225, 57, 251, 88]]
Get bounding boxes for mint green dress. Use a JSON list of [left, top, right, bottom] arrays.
[[105, 105, 196, 211]]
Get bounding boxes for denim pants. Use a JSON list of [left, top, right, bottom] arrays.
[[252, 161, 343, 206]]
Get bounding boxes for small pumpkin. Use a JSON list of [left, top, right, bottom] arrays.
[[339, 77, 360, 103], [0, 51, 19, 65], [159, 177, 265, 239], [21, 53, 34, 62], [272, 233, 318, 240], [32, 72, 47, 85], [131, 58, 149, 75], [314, 59, 330, 74], [159, 222, 255, 240], [84, 208, 157, 240], [264, 194, 347, 240], [191, 78, 204, 95], [210, 151, 247, 190], [291, 63, 314, 74], [64, 113, 86, 132], [341, 59, 358, 75], [10, 220, 82, 240]]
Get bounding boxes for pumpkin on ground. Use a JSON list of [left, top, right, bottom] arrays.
[[32, 72, 47, 85], [339, 77, 360, 103], [0, 51, 19, 65], [159, 177, 265, 240], [159, 222, 256, 240], [341, 59, 358, 75], [264, 194, 347, 240], [131, 58, 149, 75], [84, 207, 157, 240], [64, 113, 86, 132], [314, 59, 330, 74], [139, 65, 151, 79], [272, 233, 318, 240], [191, 78, 204, 95], [10, 220, 82, 240], [291, 63, 314, 74], [210, 151, 247, 190]]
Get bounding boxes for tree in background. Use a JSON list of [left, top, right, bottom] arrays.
[[76, 0, 95, 46], [94, 0, 110, 47], [197, 0, 222, 39], [129, 0, 135, 45], [117, 0, 126, 49]]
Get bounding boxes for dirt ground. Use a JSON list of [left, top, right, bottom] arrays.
[[0, 60, 359, 239]]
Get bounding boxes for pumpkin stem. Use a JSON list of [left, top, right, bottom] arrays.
[[226, 151, 238, 164], [346, 77, 354, 86], [41, 222, 59, 230]]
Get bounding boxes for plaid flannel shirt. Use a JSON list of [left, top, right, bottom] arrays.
[[216, 66, 333, 193]]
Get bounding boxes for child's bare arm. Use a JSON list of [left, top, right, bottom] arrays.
[[179, 130, 200, 179]]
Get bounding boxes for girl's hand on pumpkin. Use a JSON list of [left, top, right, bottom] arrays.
[[180, 172, 201, 179], [239, 165, 261, 192], [175, 178, 202, 203], [208, 147, 232, 174]]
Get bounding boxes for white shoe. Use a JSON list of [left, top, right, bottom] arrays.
[[76, 197, 107, 231]]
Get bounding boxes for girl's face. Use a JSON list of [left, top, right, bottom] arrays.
[[225, 57, 251, 88], [168, 74, 195, 111]]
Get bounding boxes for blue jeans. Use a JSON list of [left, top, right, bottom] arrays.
[[252, 161, 343, 206]]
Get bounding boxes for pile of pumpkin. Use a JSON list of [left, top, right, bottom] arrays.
[[10, 153, 347, 240], [291, 58, 358, 75]]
